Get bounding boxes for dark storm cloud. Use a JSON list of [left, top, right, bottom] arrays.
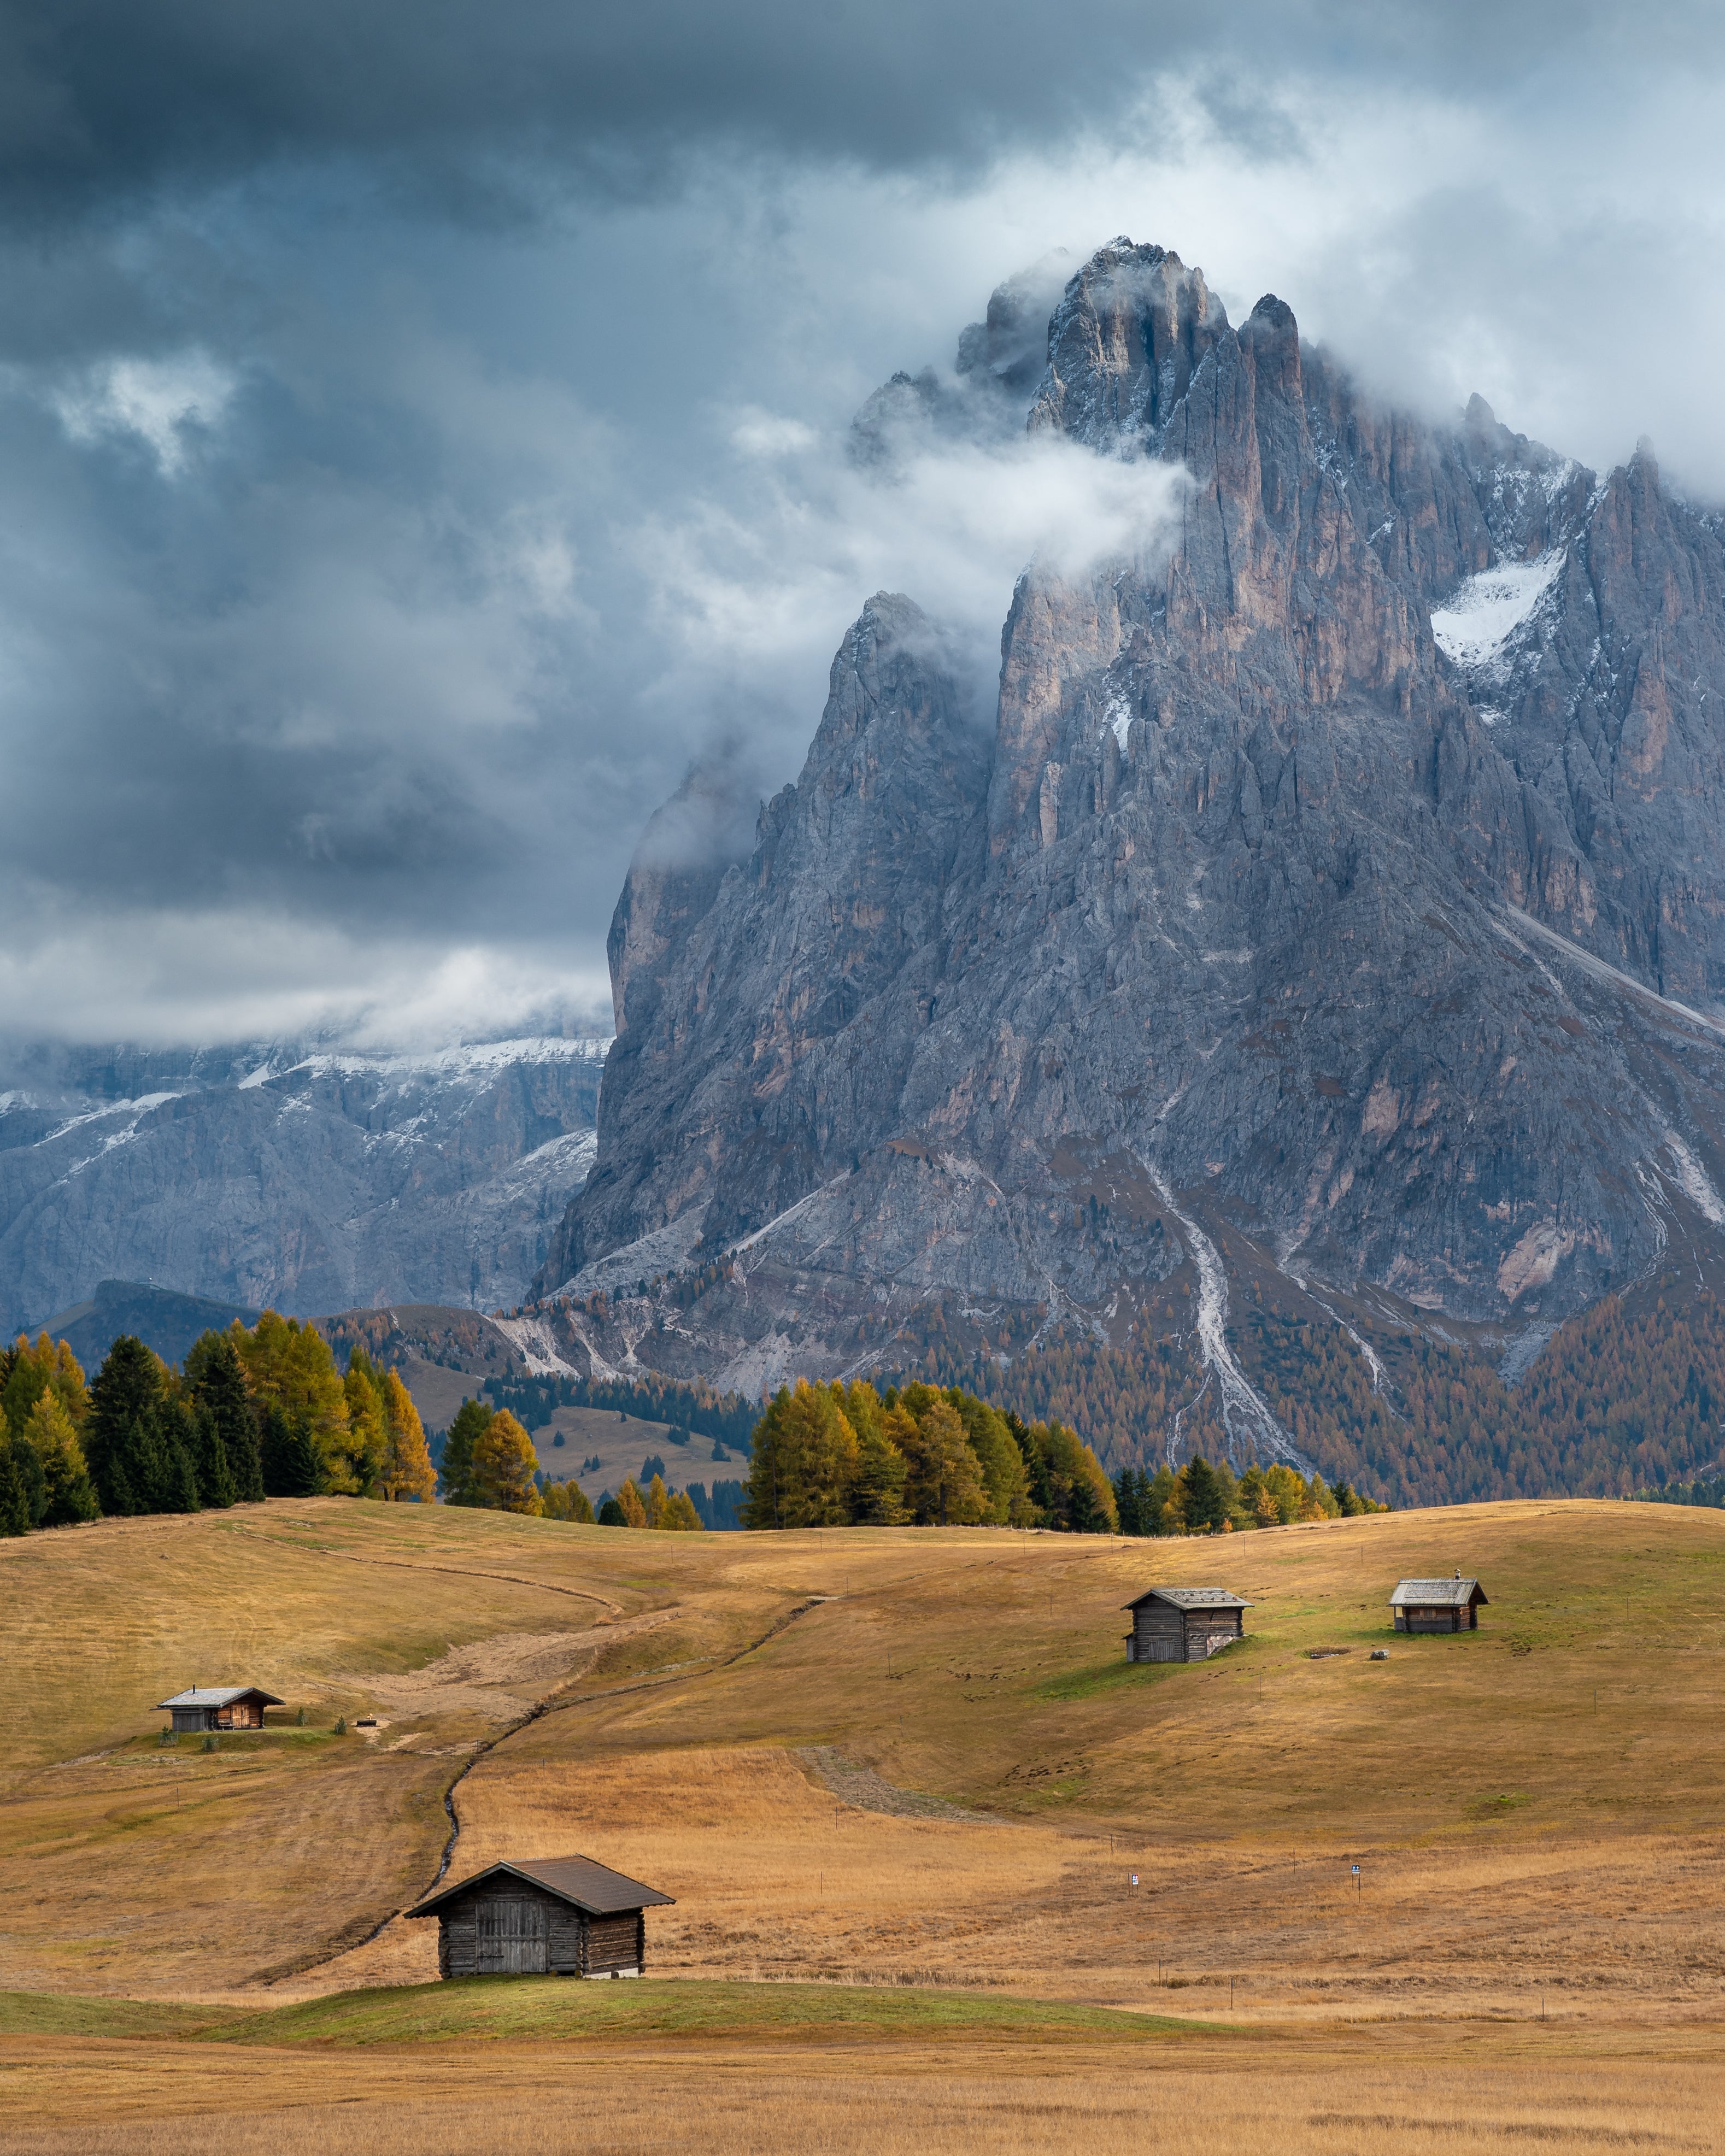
[[2, 0, 1717, 218], [0, 0, 1721, 1043]]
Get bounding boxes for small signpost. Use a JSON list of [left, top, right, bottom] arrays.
[[1352, 1863, 1362, 1902], [1130, 1872, 1139, 1887]]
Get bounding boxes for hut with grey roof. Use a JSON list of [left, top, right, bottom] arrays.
[[404, 1856, 675, 1979], [1389, 1573, 1488, 1633], [157, 1685, 283, 1734], [1123, 1587, 1252, 1663]]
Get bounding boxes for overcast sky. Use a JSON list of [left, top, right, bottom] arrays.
[[1, 1, 1722, 1045]]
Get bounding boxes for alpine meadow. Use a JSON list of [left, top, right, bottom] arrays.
[[4, 2, 1725, 2151]]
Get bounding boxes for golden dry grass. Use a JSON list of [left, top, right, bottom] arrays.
[[0, 2032, 1720, 2154], [6, 1495, 1725, 2147]]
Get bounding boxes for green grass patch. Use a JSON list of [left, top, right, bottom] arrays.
[[1034, 1659, 1180, 1702], [0, 1990, 242, 2038], [202, 1977, 1214, 2048]]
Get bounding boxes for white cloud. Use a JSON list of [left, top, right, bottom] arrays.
[[52, 349, 236, 474]]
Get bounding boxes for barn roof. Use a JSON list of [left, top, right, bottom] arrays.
[[1388, 1577, 1488, 1607], [403, 1855, 676, 1922], [156, 1687, 285, 1709], [1122, 1587, 1253, 1611]]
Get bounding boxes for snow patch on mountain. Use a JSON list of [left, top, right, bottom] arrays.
[[1431, 553, 1564, 673]]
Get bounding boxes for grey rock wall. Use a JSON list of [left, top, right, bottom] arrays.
[[536, 237, 1725, 1413], [0, 1037, 603, 1330]]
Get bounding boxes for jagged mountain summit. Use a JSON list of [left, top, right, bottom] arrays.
[[0, 1035, 603, 1329], [535, 237, 1725, 1449]]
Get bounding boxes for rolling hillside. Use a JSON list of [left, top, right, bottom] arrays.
[[4, 1496, 1724, 2018]]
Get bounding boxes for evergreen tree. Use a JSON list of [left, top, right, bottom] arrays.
[[1177, 1456, 1230, 1535], [1142, 1463, 1180, 1534], [85, 1337, 166, 1515], [597, 1495, 627, 1525], [156, 1395, 203, 1512], [0, 1447, 28, 1536], [1113, 1465, 1146, 1535], [441, 1399, 493, 1505], [186, 1331, 264, 1503], [260, 1402, 325, 1497], [470, 1409, 542, 1513], [341, 1347, 389, 1495], [1005, 1409, 1054, 1519], [1032, 1421, 1119, 1532], [190, 1402, 236, 1509]]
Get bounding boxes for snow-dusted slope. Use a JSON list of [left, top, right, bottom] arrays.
[[0, 1036, 606, 1329]]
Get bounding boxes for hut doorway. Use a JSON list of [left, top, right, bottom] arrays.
[[478, 1897, 549, 1975]]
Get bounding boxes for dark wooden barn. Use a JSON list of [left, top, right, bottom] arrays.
[[405, 1856, 675, 1979], [1123, 1587, 1252, 1662], [1389, 1574, 1489, 1632], [157, 1685, 283, 1733]]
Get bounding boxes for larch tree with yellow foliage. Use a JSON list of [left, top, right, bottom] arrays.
[[470, 1408, 542, 1513], [379, 1370, 437, 1502], [237, 1313, 353, 1489]]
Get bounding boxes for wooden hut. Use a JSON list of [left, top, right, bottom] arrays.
[[157, 1685, 283, 1733], [1123, 1587, 1252, 1663], [404, 1856, 675, 1979], [1389, 1573, 1488, 1632]]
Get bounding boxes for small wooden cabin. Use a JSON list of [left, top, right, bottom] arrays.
[[157, 1685, 283, 1733], [405, 1856, 675, 1979], [1389, 1575, 1488, 1632], [1123, 1587, 1252, 1663]]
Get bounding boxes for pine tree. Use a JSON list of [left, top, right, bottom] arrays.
[[341, 1348, 389, 1495], [441, 1399, 493, 1505], [597, 1495, 627, 1525], [186, 1331, 264, 1503], [261, 1402, 325, 1497], [157, 1396, 202, 1512], [849, 1417, 910, 1524], [1177, 1456, 1229, 1535], [947, 1390, 1032, 1523], [190, 1402, 236, 1509], [0, 1447, 29, 1536], [85, 1337, 166, 1515]]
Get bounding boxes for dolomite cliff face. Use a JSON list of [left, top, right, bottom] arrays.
[[537, 238, 1725, 1409]]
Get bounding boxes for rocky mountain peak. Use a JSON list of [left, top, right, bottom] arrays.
[[536, 234, 1725, 1455], [1029, 236, 1230, 447]]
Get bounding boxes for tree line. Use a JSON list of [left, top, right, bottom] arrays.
[[741, 1379, 1116, 1531], [1113, 1455, 1384, 1535], [0, 1311, 448, 1534]]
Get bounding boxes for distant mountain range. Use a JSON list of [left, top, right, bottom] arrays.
[[0, 1036, 603, 1333]]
